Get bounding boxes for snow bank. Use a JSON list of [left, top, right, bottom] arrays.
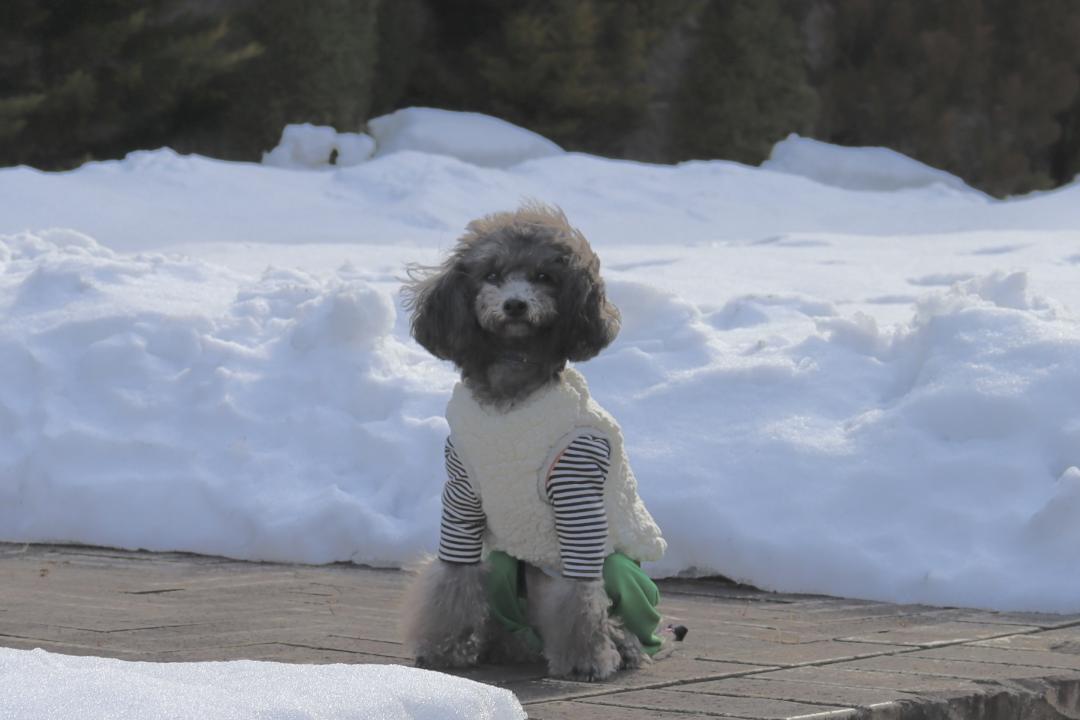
[[762, 133, 979, 194], [3, 114, 1080, 613], [368, 107, 563, 167], [263, 123, 375, 168], [606, 272, 1080, 611], [3, 228, 1079, 612], [0, 229, 450, 565], [0, 648, 525, 720], [3, 141, 1079, 255], [261, 110, 562, 170]]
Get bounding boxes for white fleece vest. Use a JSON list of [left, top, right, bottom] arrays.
[[445, 367, 666, 572]]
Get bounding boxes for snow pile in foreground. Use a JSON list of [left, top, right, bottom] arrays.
[[368, 107, 564, 167], [2, 228, 1079, 612], [0, 648, 525, 720], [762, 133, 979, 194]]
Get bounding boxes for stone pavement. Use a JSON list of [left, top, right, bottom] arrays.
[[3, 543, 1080, 719]]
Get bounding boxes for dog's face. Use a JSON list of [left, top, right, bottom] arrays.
[[404, 203, 621, 379], [467, 231, 567, 340]]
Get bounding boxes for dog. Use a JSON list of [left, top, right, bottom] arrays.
[[400, 202, 669, 681]]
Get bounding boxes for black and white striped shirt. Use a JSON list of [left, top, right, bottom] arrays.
[[436, 439, 486, 564], [437, 434, 612, 579]]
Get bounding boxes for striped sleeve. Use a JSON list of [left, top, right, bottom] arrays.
[[437, 438, 486, 564], [546, 433, 611, 580]]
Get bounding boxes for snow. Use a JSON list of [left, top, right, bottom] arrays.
[[2, 110, 1080, 614], [762, 133, 980, 194], [263, 110, 562, 170], [335, 132, 378, 167], [368, 107, 564, 167], [0, 648, 525, 720], [263, 124, 376, 168]]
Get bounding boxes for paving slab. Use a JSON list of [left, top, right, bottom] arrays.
[[910, 645, 1080, 672], [3, 542, 1080, 718], [527, 700, 720, 720], [974, 625, 1080, 652], [839, 620, 1042, 648], [845, 653, 1076, 681], [762, 665, 992, 695], [694, 636, 908, 667], [579, 687, 850, 719], [674, 676, 924, 708]]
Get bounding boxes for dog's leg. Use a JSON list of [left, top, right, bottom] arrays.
[[480, 613, 543, 665], [530, 571, 621, 681], [402, 557, 488, 668], [611, 624, 649, 670]]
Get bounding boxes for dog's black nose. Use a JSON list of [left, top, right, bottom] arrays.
[[503, 299, 527, 317]]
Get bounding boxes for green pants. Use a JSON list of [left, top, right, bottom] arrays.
[[485, 551, 663, 656]]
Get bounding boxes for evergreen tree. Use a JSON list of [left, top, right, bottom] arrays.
[[1058, 98, 1080, 186], [477, 0, 647, 153], [817, 0, 1080, 195], [983, 0, 1080, 193], [671, 0, 818, 164], [5, 0, 1080, 194], [0, 0, 257, 168], [370, 0, 429, 117], [397, 0, 684, 157], [223, 0, 381, 160], [0, 1, 47, 147]]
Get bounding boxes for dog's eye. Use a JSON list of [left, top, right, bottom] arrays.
[[534, 271, 557, 284], [485, 272, 500, 283]]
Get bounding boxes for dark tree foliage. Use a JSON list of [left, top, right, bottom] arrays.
[[0, 0, 258, 169], [2, 0, 1080, 195], [671, 0, 818, 165], [1059, 100, 1080, 186], [369, 0, 429, 117], [220, 0, 380, 160], [987, 0, 1080, 191], [817, 0, 1080, 195], [396, 0, 686, 157]]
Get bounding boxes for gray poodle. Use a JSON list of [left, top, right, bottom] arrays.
[[401, 202, 675, 681]]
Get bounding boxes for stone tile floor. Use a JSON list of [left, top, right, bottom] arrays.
[[2, 543, 1079, 718]]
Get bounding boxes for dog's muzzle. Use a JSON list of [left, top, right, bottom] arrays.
[[475, 277, 555, 335]]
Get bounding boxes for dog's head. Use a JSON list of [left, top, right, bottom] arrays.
[[403, 202, 620, 371]]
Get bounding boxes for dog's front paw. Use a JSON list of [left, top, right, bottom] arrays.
[[414, 627, 484, 669], [559, 637, 621, 682], [612, 626, 648, 671], [403, 559, 489, 669]]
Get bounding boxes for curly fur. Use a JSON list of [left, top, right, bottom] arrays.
[[402, 201, 620, 409], [401, 202, 651, 680], [527, 569, 634, 680], [402, 557, 489, 668]]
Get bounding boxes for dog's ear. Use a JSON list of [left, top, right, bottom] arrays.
[[562, 267, 621, 362], [404, 261, 479, 366]]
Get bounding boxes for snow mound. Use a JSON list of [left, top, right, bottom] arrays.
[[0, 648, 525, 720], [368, 107, 563, 168], [3, 227, 1080, 612], [0, 229, 451, 565], [622, 271, 1080, 611], [763, 133, 980, 194], [263, 123, 375, 168], [4, 118, 1080, 613], [3, 137, 1079, 254]]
